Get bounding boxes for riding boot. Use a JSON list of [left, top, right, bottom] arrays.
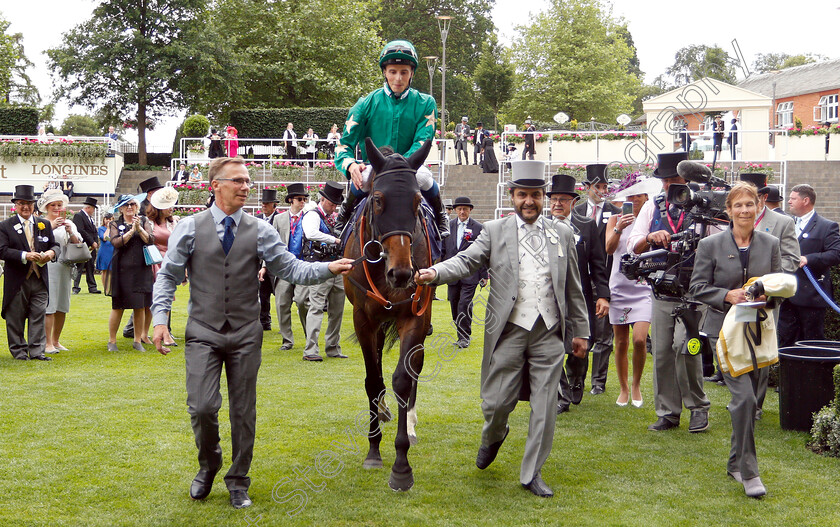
[[334, 191, 357, 236], [427, 193, 450, 239]]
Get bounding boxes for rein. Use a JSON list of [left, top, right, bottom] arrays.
[[346, 206, 433, 315]]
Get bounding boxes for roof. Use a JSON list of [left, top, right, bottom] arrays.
[[737, 58, 840, 99], [643, 77, 770, 113]]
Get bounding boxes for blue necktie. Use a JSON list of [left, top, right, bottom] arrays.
[[222, 216, 235, 255]]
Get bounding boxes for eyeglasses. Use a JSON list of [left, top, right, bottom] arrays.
[[549, 196, 575, 204], [216, 178, 252, 187], [293, 196, 309, 202]]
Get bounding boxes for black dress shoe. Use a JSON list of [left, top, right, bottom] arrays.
[[590, 385, 605, 395], [476, 426, 509, 469], [522, 473, 554, 497], [556, 403, 569, 414], [89, 289, 102, 294], [230, 489, 252, 509], [262, 325, 272, 331], [570, 379, 584, 405], [32, 355, 52, 361], [688, 410, 709, 433], [72, 288, 81, 295], [280, 343, 294, 351], [647, 418, 679, 431]]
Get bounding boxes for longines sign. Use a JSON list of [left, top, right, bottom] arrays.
[[0, 157, 122, 195]]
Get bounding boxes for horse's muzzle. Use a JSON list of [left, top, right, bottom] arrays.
[[386, 267, 414, 289]]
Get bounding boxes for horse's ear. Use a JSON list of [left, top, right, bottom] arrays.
[[365, 137, 386, 174], [407, 139, 433, 171]]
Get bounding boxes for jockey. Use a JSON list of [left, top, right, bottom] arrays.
[[334, 40, 449, 238]]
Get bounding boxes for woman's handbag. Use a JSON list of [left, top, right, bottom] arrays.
[[61, 242, 92, 265], [143, 244, 163, 266]]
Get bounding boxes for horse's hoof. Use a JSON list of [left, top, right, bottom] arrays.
[[363, 458, 383, 469], [388, 470, 414, 491], [408, 433, 418, 446]]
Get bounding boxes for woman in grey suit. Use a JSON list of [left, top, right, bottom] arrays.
[[689, 182, 781, 498]]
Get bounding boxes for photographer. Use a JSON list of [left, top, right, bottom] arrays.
[[300, 181, 348, 361], [626, 152, 711, 432], [688, 182, 781, 498]]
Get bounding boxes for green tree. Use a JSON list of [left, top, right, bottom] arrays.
[[473, 41, 514, 130], [506, 0, 640, 124], [0, 13, 18, 106], [47, 0, 208, 164], [196, 0, 383, 117], [752, 52, 825, 73], [0, 12, 39, 107], [662, 44, 737, 87], [59, 114, 100, 137]]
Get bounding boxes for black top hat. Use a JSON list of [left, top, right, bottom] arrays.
[[739, 173, 767, 188], [453, 196, 474, 209], [82, 196, 98, 207], [12, 185, 36, 202], [584, 164, 608, 185], [138, 176, 163, 194], [758, 185, 782, 202], [261, 189, 279, 203], [476, 122, 483, 127], [653, 152, 689, 179], [285, 182, 307, 203], [547, 174, 579, 197], [319, 181, 344, 204]]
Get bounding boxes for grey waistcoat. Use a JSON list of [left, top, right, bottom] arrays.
[[189, 210, 260, 331]]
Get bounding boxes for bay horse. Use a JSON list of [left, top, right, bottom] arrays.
[[343, 137, 435, 491]]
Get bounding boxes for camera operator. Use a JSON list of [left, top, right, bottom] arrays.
[[300, 181, 348, 361], [688, 182, 781, 498], [626, 152, 712, 432]]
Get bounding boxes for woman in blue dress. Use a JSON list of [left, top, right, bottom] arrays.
[[96, 212, 115, 294]]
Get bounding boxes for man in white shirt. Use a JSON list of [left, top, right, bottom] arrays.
[[300, 181, 347, 361]]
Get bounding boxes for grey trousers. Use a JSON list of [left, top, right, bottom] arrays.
[[455, 140, 469, 164], [274, 279, 309, 348], [480, 316, 564, 485], [651, 298, 710, 423], [589, 313, 614, 388], [304, 275, 345, 357], [185, 318, 262, 492], [6, 276, 48, 359], [723, 365, 768, 480]]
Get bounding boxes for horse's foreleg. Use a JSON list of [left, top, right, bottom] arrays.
[[389, 318, 425, 491], [357, 310, 385, 470]]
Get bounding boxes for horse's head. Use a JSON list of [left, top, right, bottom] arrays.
[[365, 137, 432, 289]]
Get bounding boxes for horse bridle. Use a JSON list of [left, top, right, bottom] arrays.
[[345, 198, 433, 315]]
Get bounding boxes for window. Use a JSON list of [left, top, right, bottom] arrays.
[[814, 94, 839, 123], [776, 101, 793, 128]]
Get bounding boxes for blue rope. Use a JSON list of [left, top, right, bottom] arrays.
[[803, 265, 840, 314]]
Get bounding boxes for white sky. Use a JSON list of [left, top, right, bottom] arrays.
[[4, 0, 840, 148]]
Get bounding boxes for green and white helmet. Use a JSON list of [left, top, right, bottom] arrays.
[[379, 40, 419, 70]]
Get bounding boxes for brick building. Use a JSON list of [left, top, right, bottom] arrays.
[[738, 58, 840, 129]]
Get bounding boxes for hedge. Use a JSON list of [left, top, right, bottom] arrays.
[[0, 107, 39, 135], [229, 108, 349, 140]]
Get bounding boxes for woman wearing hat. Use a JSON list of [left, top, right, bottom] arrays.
[[107, 193, 155, 351], [39, 189, 82, 354], [604, 177, 661, 407], [96, 213, 115, 293], [144, 187, 180, 346], [225, 126, 239, 158], [189, 165, 203, 183]]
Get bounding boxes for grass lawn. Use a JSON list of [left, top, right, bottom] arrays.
[[0, 278, 838, 527]]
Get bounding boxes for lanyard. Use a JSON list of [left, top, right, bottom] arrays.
[[753, 208, 766, 228], [664, 201, 684, 233]]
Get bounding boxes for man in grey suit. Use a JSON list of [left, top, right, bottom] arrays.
[[416, 161, 589, 497], [270, 182, 311, 350], [454, 116, 470, 165], [151, 157, 353, 509]]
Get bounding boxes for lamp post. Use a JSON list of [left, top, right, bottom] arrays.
[[423, 56, 438, 97], [435, 15, 452, 130]]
